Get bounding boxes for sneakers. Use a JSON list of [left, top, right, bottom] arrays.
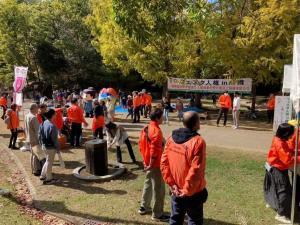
[[138, 207, 151, 215], [151, 214, 170, 222], [275, 214, 291, 224], [42, 179, 60, 185]]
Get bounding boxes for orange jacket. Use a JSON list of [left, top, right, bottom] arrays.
[[219, 95, 232, 109], [139, 121, 163, 168], [0, 97, 7, 107], [133, 96, 141, 108], [53, 108, 64, 130], [267, 136, 300, 170], [140, 94, 146, 105], [161, 135, 206, 196], [67, 104, 86, 124], [6, 110, 19, 130], [145, 94, 152, 106], [92, 116, 104, 132], [267, 96, 275, 110]]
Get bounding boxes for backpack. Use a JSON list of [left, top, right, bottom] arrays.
[[138, 126, 151, 165]]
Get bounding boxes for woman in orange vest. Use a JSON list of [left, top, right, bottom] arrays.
[[133, 92, 141, 123], [0, 93, 7, 119], [92, 101, 105, 139], [267, 93, 276, 123], [264, 123, 299, 224], [6, 104, 20, 149], [53, 106, 64, 131]]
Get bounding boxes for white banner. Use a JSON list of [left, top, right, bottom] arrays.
[[167, 77, 252, 93], [13, 66, 28, 93], [282, 65, 293, 93], [273, 96, 292, 132]]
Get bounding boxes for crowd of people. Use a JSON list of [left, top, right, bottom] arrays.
[[0, 88, 288, 224]]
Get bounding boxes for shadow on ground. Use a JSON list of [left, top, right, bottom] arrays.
[[32, 199, 237, 225], [50, 173, 128, 195]]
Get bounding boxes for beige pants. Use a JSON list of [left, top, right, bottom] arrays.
[[232, 110, 240, 127], [41, 149, 56, 181], [32, 145, 46, 161]]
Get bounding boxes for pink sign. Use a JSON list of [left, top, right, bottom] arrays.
[[13, 66, 28, 93]]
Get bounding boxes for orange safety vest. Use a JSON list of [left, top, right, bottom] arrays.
[[161, 135, 206, 196], [6, 110, 19, 130], [139, 121, 163, 168], [145, 94, 152, 106], [67, 104, 86, 124], [0, 97, 7, 107], [92, 115, 104, 132], [219, 95, 232, 109], [267, 96, 275, 110], [53, 108, 64, 130], [267, 136, 300, 171], [133, 96, 141, 108]]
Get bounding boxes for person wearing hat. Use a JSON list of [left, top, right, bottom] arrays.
[[126, 95, 134, 120], [105, 122, 136, 163]]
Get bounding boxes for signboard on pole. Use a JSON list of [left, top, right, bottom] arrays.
[[13, 66, 28, 93], [167, 77, 252, 93], [273, 96, 292, 132]]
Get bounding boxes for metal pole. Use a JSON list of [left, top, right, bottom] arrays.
[[291, 112, 300, 224]]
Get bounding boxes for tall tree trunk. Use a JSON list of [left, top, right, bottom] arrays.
[[195, 93, 202, 108], [251, 84, 256, 112], [162, 81, 168, 99]]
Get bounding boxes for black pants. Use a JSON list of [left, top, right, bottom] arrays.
[[140, 105, 145, 116], [217, 108, 229, 126], [93, 127, 103, 139], [170, 189, 208, 225], [133, 107, 140, 123], [264, 168, 291, 217], [126, 107, 133, 120], [144, 105, 151, 118], [116, 138, 136, 163], [267, 110, 274, 123], [9, 129, 18, 148], [70, 123, 82, 147]]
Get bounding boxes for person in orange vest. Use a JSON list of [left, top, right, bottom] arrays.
[[5, 104, 20, 149], [161, 111, 207, 225], [67, 98, 88, 147], [92, 101, 105, 139], [133, 91, 141, 123], [267, 93, 276, 124], [144, 92, 152, 118], [216, 91, 232, 127], [140, 91, 146, 117], [138, 108, 169, 222], [37, 104, 47, 124], [53, 106, 64, 131], [264, 123, 300, 224], [0, 93, 8, 119]]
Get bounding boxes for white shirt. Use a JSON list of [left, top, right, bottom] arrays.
[[233, 97, 241, 110]]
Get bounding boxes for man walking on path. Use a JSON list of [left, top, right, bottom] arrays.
[[67, 98, 88, 147], [161, 111, 208, 225], [138, 108, 169, 222], [216, 91, 232, 127], [232, 92, 241, 129]]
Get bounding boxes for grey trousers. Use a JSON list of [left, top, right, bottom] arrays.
[[140, 168, 165, 217]]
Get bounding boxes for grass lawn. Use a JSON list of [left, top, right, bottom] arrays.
[[0, 162, 42, 225], [31, 145, 293, 225]]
